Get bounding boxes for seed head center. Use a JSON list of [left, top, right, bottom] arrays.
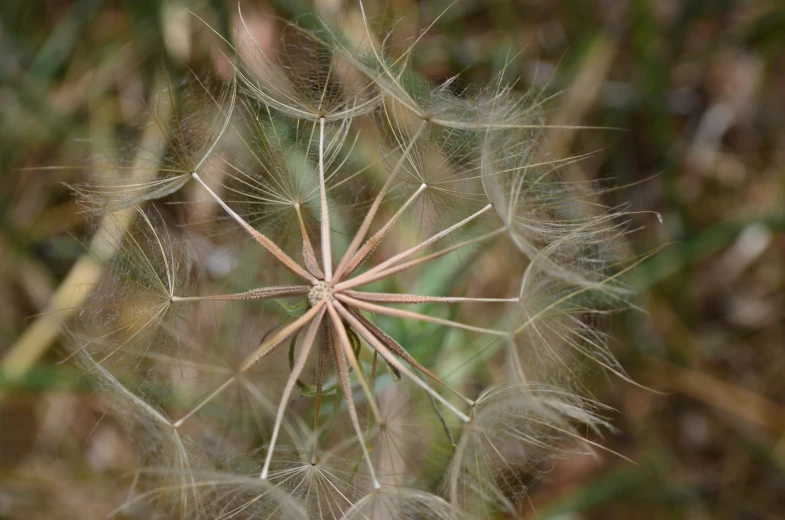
[[308, 281, 334, 306]]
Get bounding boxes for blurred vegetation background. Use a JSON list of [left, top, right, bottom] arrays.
[[1, 0, 784, 518]]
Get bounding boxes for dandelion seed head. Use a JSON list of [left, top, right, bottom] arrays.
[[56, 4, 647, 518]]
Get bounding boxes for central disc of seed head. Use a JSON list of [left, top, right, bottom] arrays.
[[308, 280, 334, 306]]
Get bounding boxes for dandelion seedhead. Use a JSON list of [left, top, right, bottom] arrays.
[[61, 3, 646, 518]]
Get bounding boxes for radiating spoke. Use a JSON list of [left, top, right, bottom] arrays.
[[336, 204, 494, 290], [311, 321, 331, 463], [261, 304, 326, 479], [345, 290, 519, 305], [325, 303, 381, 421], [328, 313, 380, 489], [344, 183, 427, 277], [332, 121, 426, 282], [171, 285, 310, 302], [336, 294, 508, 337], [336, 228, 506, 291], [332, 299, 470, 423], [192, 172, 316, 283], [317, 117, 333, 281]]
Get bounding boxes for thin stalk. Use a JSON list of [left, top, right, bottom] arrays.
[[318, 117, 333, 281], [328, 316, 381, 489], [325, 303, 381, 421], [310, 321, 330, 464], [171, 286, 309, 302], [336, 293, 508, 337], [261, 304, 326, 479], [345, 291, 519, 305]]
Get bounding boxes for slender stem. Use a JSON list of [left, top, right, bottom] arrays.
[[332, 300, 470, 422], [332, 121, 426, 283], [261, 304, 326, 479], [171, 286, 309, 302], [191, 172, 316, 283], [318, 117, 333, 281], [336, 204, 493, 290], [336, 293, 508, 337], [325, 303, 381, 421], [345, 291, 519, 305], [344, 183, 427, 277]]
